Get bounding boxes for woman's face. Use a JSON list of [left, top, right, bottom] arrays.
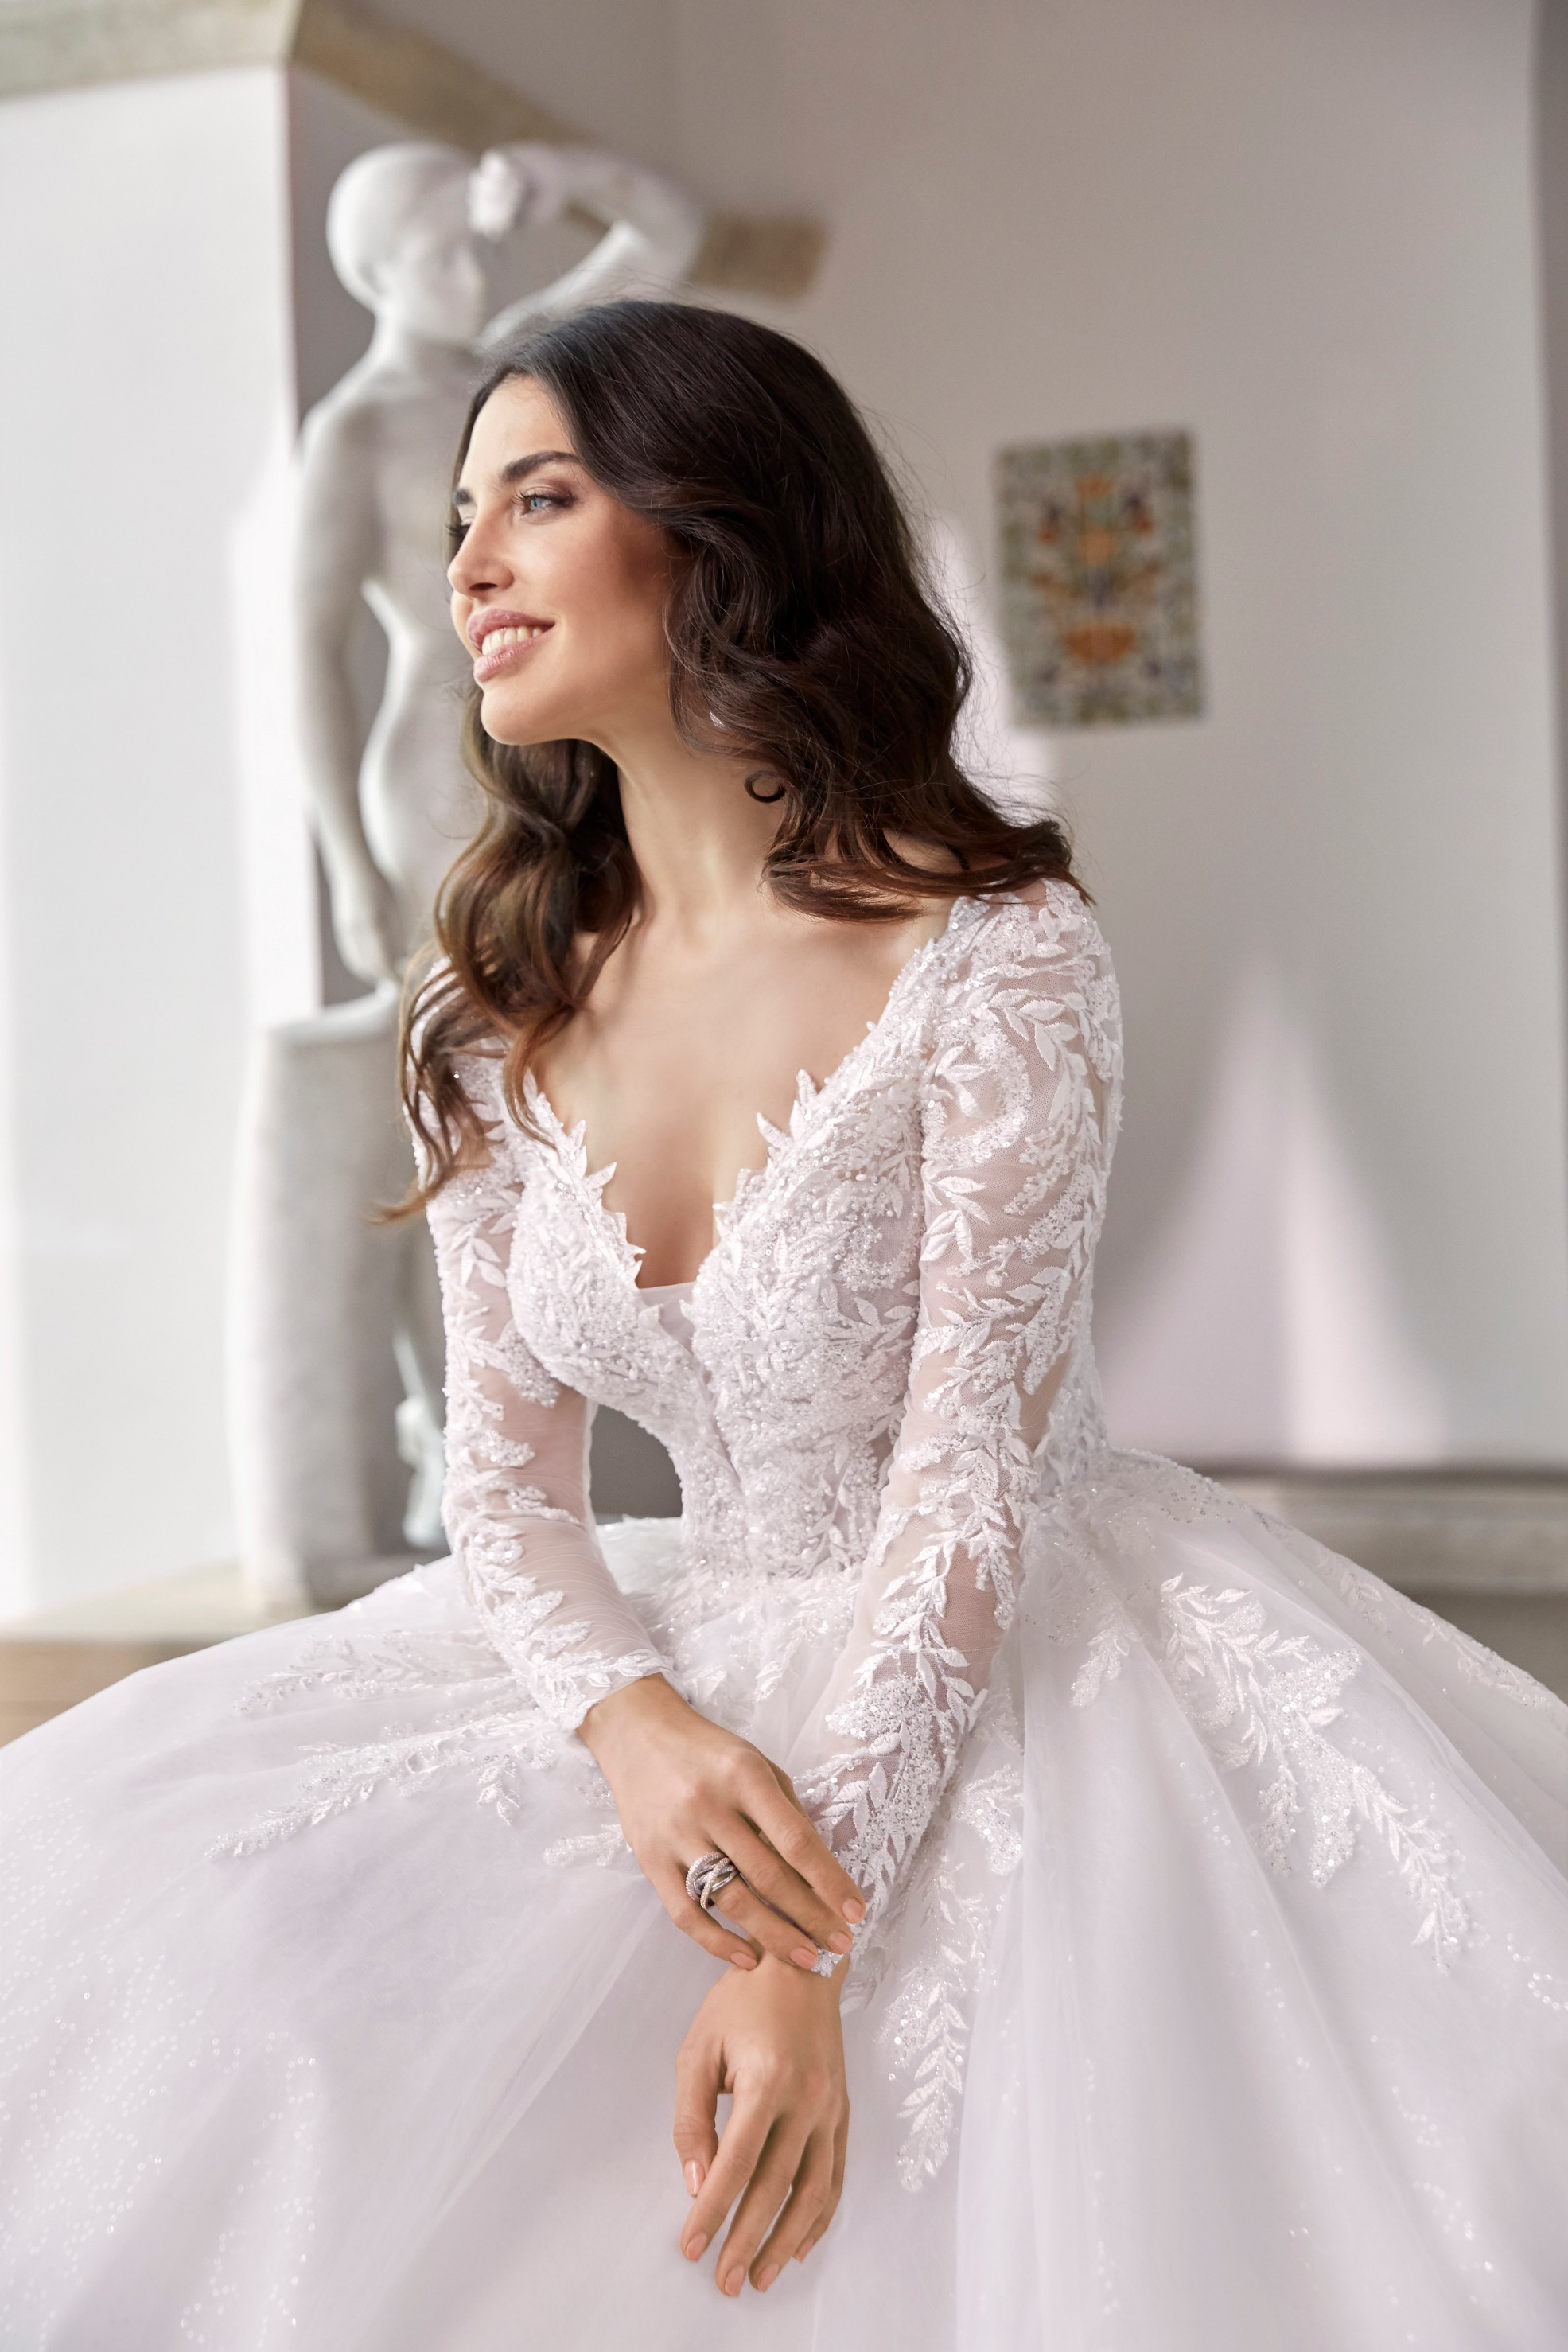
[[448, 376, 675, 750]]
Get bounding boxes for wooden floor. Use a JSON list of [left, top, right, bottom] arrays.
[[0, 1564, 325, 1746], [2, 1563, 1566, 1749]]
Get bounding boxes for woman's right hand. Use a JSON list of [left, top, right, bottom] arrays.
[[578, 1674, 866, 1972]]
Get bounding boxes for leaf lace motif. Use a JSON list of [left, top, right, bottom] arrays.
[[1309, 1546, 1565, 1715], [426, 1077, 671, 1731], [1064, 1560, 1472, 1967], [796, 893, 1120, 1936], [873, 1697, 1025, 2190], [209, 1627, 577, 1857]]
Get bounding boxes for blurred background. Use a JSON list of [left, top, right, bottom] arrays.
[[3, 0, 1568, 1727]]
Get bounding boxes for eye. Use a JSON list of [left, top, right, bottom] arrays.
[[517, 489, 571, 516]]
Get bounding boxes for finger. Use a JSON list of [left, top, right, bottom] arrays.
[[715, 2120, 810, 2296], [671, 2036, 722, 2204], [681, 2085, 774, 2264], [797, 2116, 848, 2263], [750, 2130, 836, 2287], [653, 1867, 758, 1971], [710, 1875, 833, 1973], [737, 1775, 866, 1927], [721, 1820, 855, 1960]]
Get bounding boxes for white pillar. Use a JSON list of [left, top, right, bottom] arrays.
[[0, 65, 312, 1616]]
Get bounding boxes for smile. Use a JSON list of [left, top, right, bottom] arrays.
[[472, 621, 554, 681]]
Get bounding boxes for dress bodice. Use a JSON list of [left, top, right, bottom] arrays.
[[508, 895, 1111, 1591], [424, 882, 1122, 1938]]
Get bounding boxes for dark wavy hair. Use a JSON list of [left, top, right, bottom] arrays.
[[403, 298, 1080, 1201]]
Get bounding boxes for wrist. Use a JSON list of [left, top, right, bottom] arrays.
[[578, 1670, 682, 1766], [753, 1950, 849, 2006]]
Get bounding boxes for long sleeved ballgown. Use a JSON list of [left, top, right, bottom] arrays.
[[2, 883, 1566, 2350]]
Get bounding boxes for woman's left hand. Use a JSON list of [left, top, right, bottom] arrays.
[[671, 1956, 850, 2296]]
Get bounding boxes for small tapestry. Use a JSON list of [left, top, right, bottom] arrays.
[[996, 430, 1203, 727]]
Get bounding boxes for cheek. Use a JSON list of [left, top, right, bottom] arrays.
[[595, 540, 672, 658]]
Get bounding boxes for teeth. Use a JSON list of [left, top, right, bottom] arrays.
[[480, 624, 548, 653]]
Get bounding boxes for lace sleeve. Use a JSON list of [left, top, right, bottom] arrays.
[[789, 889, 1121, 1933], [424, 1055, 670, 1731]]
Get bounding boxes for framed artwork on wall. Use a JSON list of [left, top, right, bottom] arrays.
[[996, 429, 1203, 726]]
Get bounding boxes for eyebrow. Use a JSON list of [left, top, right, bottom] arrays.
[[452, 448, 582, 509]]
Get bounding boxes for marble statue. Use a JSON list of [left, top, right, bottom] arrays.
[[231, 142, 706, 1606]]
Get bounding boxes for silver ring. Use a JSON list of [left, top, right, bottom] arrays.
[[684, 1850, 740, 1914]]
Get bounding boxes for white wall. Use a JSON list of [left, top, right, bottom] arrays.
[[5, 0, 1562, 1625], [0, 67, 301, 1614], [642, 0, 1568, 1463], [305, 0, 1568, 1465]]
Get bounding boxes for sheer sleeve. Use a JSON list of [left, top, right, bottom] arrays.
[[789, 891, 1121, 1933], [424, 1056, 670, 1731]]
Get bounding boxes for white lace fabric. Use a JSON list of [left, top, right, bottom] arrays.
[[423, 883, 1120, 1935], [425, 1112, 669, 1731]]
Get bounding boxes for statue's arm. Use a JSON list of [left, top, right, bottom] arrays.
[[473, 147, 706, 351], [293, 399, 405, 985]]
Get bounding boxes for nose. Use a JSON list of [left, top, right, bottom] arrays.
[[447, 509, 510, 598]]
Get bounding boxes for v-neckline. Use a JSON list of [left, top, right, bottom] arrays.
[[525, 894, 977, 1295]]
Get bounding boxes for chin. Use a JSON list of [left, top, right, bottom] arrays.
[[480, 687, 568, 748]]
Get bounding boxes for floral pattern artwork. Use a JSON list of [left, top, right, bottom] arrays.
[[996, 430, 1203, 727]]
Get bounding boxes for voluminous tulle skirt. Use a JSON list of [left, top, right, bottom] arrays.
[[3, 1454, 1566, 2350]]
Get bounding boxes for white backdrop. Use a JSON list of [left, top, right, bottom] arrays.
[[0, 67, 309, 1615], [645, 0, 1568, 1463]]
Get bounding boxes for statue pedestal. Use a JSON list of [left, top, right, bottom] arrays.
[[228, 987, 445, 1606]]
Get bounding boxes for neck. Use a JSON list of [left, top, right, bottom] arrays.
[[365, 314, 474, 376], [600, 713, 783, 947]]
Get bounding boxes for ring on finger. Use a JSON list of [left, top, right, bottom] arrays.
[[684, 1850, 750, 1941]]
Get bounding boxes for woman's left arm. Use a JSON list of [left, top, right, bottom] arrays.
[[788, 888, 1123, 1938]]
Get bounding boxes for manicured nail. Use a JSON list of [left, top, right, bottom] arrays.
[[684, 2161, 704, 2198], [791, 1946, 819, 1970], [796, 2240, 815, 2263], [757, 2265, 780, 2292], [685, 2233, 707, 2263], [828, 1930, 852, 1953], [729, 1949, 755, 1968], [842, 1898, 866, 1923], [722, 2269, 744, 2297]]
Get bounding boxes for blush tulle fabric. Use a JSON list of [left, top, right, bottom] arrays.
[[2, 886, 1566, 2350]]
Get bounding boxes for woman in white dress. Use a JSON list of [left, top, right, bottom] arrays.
[[2, 300, 1566, 2351]]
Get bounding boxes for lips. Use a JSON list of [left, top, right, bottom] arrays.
[[468, 608, 554, 680]]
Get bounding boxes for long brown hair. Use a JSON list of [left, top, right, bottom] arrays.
[[403, 299, 1080, 1200]]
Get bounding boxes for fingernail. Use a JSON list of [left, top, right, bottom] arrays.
[[722, 2268, 744, 2296], [828, 1930, 852, 1953], [842, 1898, 866, 1923], [757, 2264, 779, 2292], [791, 1946, 819, 1970], [729, 1949, 755, 1968], [685, 2233, 707, 2262], [684, 2161, 703, 2198], [796, 2239, 815, 2263]]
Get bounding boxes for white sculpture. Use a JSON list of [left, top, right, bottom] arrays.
[[230, 142, 706, 1606]]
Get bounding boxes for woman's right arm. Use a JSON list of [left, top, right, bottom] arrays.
[[426, 1056, 865, 1972]]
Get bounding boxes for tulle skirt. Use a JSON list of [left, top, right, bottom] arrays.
[[3, 1454, 1566, 2350]]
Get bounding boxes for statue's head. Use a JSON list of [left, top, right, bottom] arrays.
[[327, 142, 487, 345]]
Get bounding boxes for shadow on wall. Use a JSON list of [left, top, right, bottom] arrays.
[[1096, 964, 1446, 1465]]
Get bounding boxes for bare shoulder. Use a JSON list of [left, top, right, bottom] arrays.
[[298, 379, 389, 475]]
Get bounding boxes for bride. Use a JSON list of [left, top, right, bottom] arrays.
[[2, 299, 1566, 2351]]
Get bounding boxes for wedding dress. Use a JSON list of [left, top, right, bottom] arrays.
[[3, 882, 1566, 2351]]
